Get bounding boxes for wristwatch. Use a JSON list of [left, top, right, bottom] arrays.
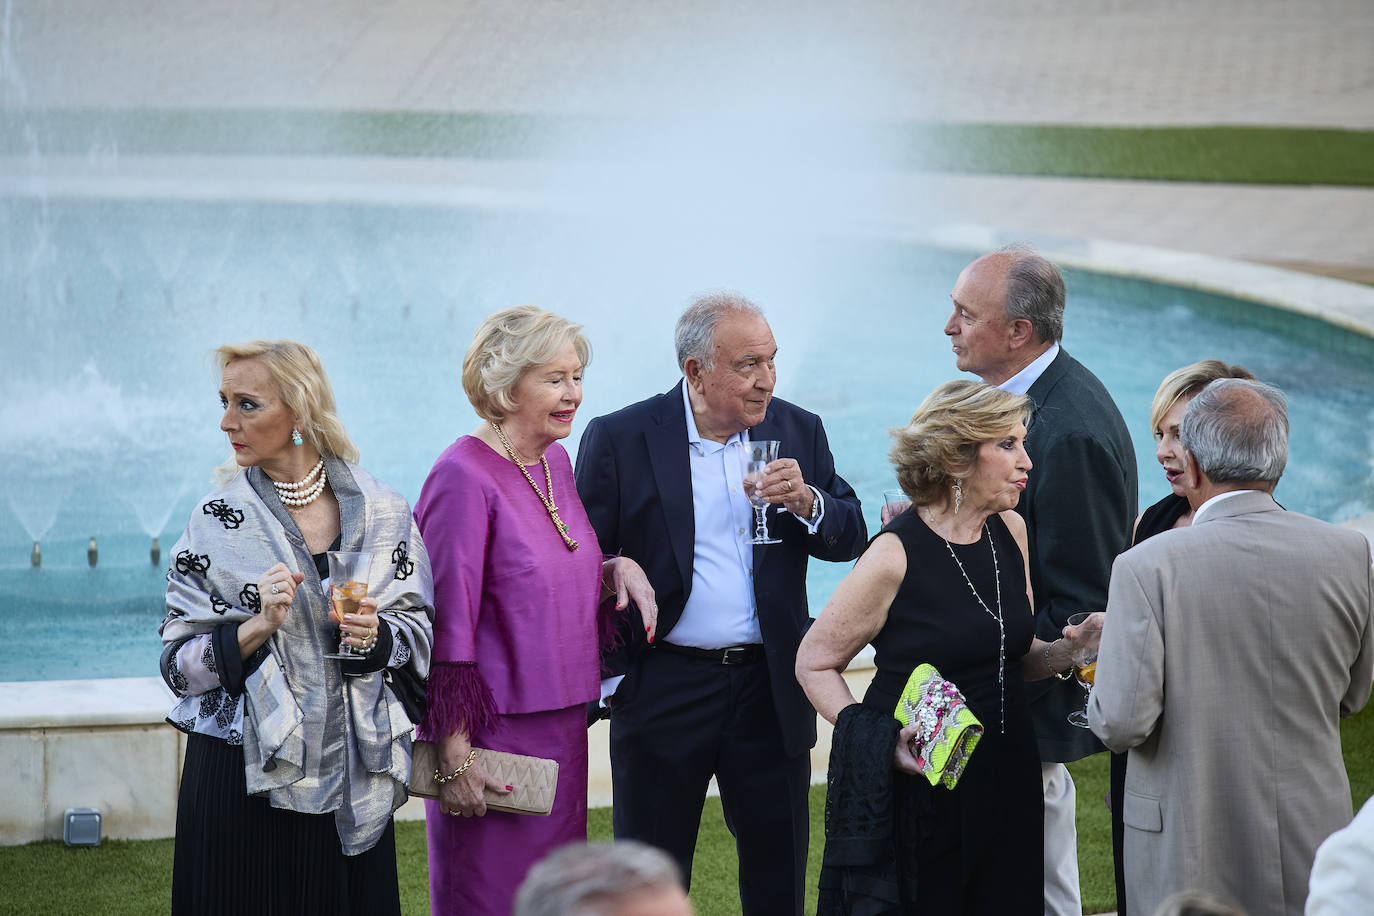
[[806, 486, 822, 522]]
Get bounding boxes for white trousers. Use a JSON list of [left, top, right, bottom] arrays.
[[1042, 762, 1082, 916]]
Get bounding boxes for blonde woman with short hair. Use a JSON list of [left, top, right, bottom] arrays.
[[415, 306, 655, 916]]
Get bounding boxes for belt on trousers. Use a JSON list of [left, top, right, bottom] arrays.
[[656, 642, 765, 665]]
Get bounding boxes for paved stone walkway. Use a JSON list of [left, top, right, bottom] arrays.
[[14, 0, 1374, 126], [8, 0, 1374, 283]]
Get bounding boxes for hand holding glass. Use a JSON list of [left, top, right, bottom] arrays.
[[1065, 611, 1104, 727], [326, 550, 372, 659], [739, 440, 782, 545], [881, 489, 911, 526]]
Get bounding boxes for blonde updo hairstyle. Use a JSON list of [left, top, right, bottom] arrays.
[[1148, 359, 1255, 434], [214, 339, 359, 482], [889, 380, 1032, 507], [462, 305, 592, 422]]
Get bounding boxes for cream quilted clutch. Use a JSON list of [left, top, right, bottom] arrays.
[[410, 739, 558, 816]]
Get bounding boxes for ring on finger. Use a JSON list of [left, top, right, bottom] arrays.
[[270, 584, 281, 594]]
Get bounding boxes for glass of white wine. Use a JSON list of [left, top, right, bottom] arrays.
[[325, 550, 372, 659], [1065, 611, 1103, 728], [738, 439, 782, 545]]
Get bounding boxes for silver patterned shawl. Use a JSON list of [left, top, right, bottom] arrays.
[[159, 458, 434, 854]]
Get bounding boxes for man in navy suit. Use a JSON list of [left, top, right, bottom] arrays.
[[945, 247, 1137, 916], [575, 293, 866, 915]]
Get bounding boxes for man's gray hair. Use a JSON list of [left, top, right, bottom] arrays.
[[513, 841, 686, 916], [674, 292, 765, 372], [1180, 378, 1288, 484], [998, 244, 1065, 344]]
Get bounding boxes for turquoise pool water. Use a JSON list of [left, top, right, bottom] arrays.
[[2, 199, 1371, 681]]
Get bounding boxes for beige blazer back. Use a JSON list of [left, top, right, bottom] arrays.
[[1088, 490, 1374, 916]]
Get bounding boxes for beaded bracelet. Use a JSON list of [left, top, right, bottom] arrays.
[[434, 748, 479, 784]]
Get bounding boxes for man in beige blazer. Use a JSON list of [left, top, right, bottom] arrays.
[[1087, 378, 1374, 916]]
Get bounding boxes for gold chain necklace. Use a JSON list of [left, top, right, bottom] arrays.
[[491, 422, 579, 551]]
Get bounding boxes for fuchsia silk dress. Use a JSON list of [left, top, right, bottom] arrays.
[[414, 436, 605, 916]]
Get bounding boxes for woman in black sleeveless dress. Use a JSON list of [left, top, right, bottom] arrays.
[[1108, 360, 1253, 915], [799, 381, 1099, 914]]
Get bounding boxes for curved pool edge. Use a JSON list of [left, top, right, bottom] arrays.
[[11, 160, 1374, 339], [909, 221, 1374, 341]]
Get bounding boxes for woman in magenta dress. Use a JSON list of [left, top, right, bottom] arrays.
[[414, 305, 656, 916]]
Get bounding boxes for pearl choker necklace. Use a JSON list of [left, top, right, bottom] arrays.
[[272, 459, 327, 507]]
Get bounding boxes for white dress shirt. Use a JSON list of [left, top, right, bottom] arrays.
[[998, 341, 1060, 394]]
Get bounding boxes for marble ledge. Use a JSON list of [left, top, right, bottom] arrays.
[[0, 676, 173, 730], [0, 656, 879, 732]]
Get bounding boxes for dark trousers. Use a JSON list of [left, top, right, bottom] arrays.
[[1111, 750, 1128, 916], [610, 648, 811, 916]]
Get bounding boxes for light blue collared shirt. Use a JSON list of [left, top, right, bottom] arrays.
[[669, 382, 764, 648], [667, 382, 828, 646], [596, 384, 830, 699], [998, 342, 1060, 395]]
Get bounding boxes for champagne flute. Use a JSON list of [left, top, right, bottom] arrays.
[[1065, 611, 1103, 727], [881, 488, 910, 526], [325, 550, 372, 659], [738, 439, 782, 545]]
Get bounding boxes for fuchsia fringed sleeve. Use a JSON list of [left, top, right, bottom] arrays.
[[421, 661, 500, 742], [596, 592, 629, 660]]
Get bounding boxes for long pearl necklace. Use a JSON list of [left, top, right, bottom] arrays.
[[491, 422, 579, 551], [272, 458, 327, 507], [931, 511, 1005, 733]]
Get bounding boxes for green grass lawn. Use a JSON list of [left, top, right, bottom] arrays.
[[4, 706, 1373, 916], [9, 109, 1374, 187]]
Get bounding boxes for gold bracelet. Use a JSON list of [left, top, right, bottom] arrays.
[[1046, 640, 1072, 681], [434, 748, 478, 784]]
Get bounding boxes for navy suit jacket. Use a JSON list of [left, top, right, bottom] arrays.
[[1017, 348, 1138, 762], [574, 381, 867, 757]]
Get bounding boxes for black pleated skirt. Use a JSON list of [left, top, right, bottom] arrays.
[[171, 731, 401, 916]]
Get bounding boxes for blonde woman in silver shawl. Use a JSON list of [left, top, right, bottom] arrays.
[[158, 339, 434, 916]]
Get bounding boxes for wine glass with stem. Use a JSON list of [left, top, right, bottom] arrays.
[[739, 439, 782, 545], [1065, 611, 1103, 727], [325, 550, 373, 659]]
